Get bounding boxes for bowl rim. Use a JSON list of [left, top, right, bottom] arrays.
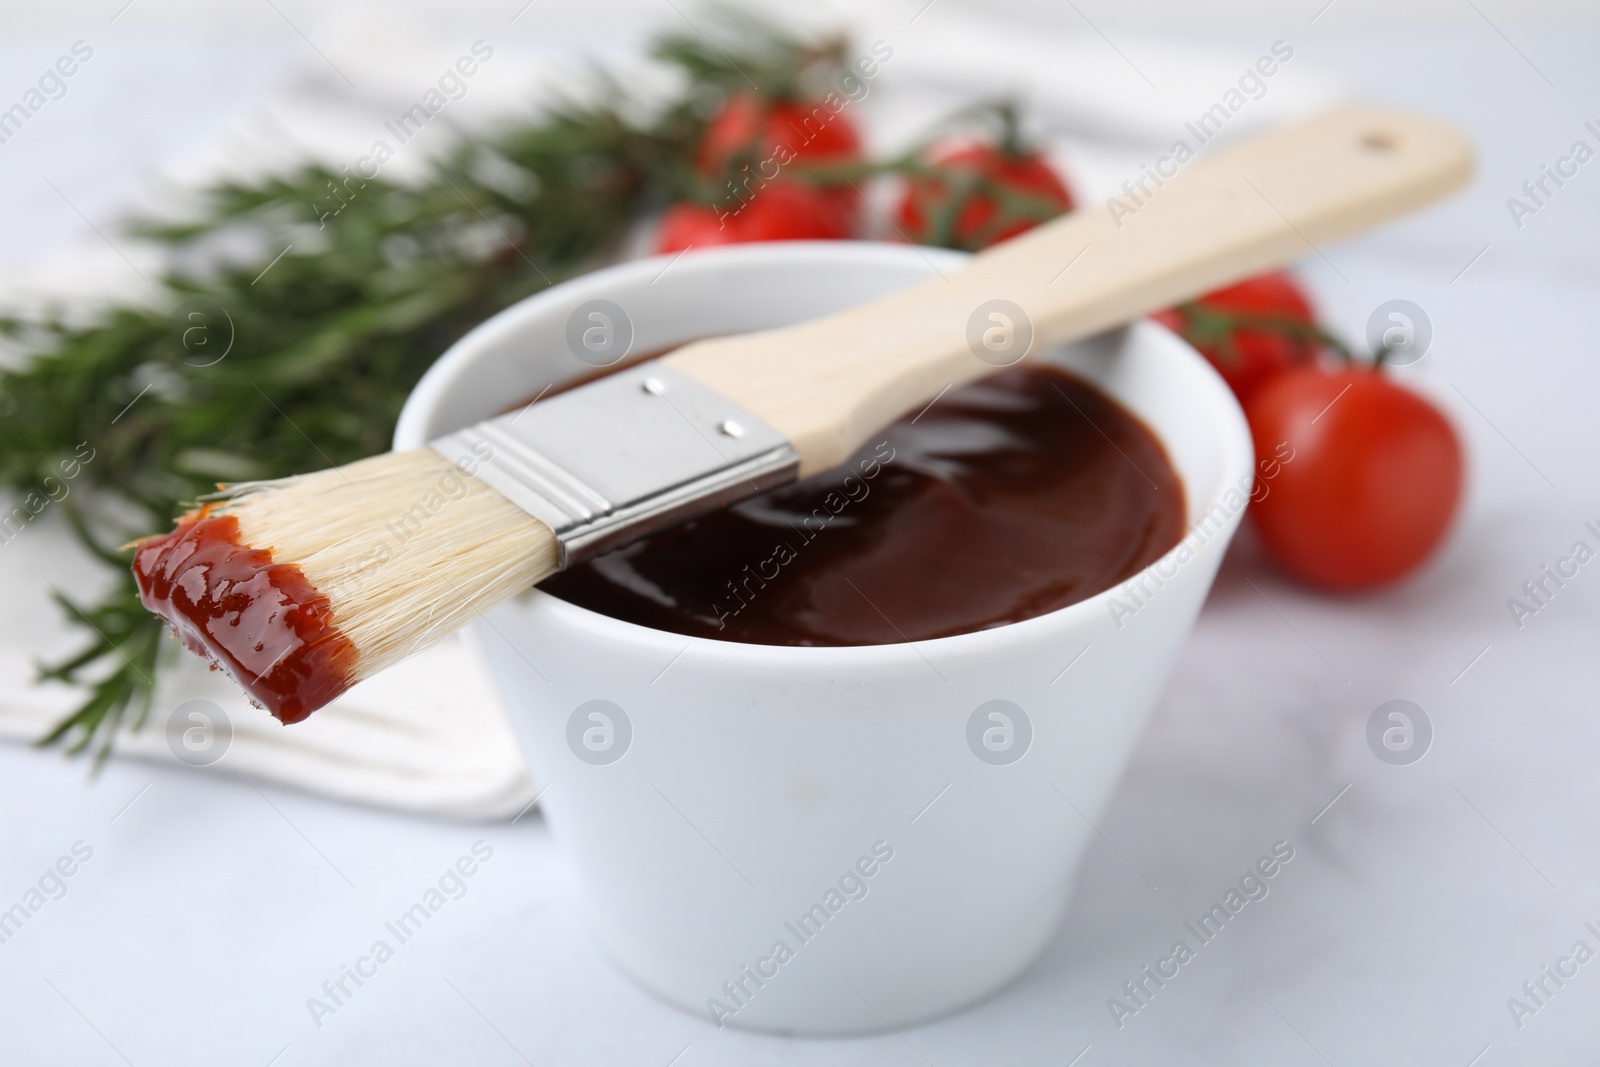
[[395, 240, 1254, 666]]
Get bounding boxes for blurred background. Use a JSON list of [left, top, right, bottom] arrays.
[[2, 1, 1598, 1064]]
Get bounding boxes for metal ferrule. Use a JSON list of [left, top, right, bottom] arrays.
[[430, 362, 800, 567]]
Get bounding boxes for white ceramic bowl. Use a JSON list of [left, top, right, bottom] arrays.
[[395, 242, 1253, 1035]]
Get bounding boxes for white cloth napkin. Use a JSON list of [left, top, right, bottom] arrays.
[[0, 11, 1343, 816]]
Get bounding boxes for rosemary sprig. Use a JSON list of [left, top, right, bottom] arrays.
[[0, 18, 839, 764]]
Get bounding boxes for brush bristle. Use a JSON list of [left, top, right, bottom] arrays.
[[220, 448, 558, 689]]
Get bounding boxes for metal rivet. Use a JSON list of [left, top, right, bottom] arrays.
[[642, 377, 665, 395], [718, 419, 744, 438]]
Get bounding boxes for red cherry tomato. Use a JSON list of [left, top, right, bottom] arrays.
[[1245, 367, 1463, 590], [697, 94, 862, 172], [896, 142, 1073, 250], [729, 181, 847, 242], [1151, 272, 1318, 405], [696, 91, 768, 173], [695, 93, 863, 239], [655, 202, 735, 253], [655, 181, 844, 254]]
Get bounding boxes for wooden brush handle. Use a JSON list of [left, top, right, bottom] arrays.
[[664, 106, 1473, 475]]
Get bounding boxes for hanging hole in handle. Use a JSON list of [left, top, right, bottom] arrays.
[[1361, 130, 1397, 152]]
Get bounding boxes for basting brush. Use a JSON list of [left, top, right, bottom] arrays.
[[130, 107, 1473, 723]]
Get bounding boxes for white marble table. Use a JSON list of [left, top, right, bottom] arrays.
[[2, 5, 1598, 1065]]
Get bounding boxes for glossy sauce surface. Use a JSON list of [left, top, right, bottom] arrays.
[[132, 510, 356, 723], [540, 365, 1185, 645]]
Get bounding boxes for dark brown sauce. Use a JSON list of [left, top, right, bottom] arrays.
[[540, 365, 1185, 645], [131, 509, 356, 723]]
